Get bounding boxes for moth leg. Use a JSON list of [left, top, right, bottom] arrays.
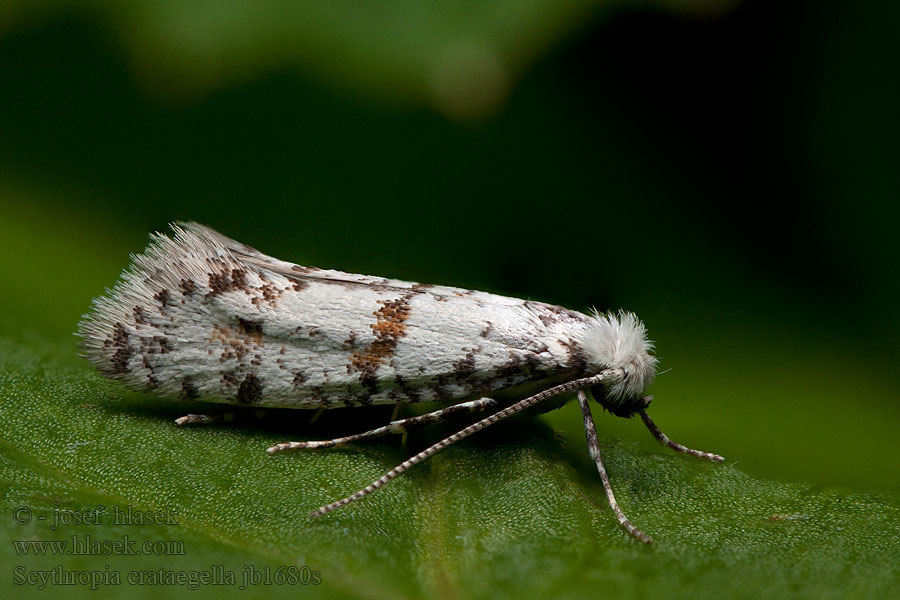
[[576, 390, 652, 544], [307, 370, 623, 518], [176, 409, 268, 427], [638, 407, 724, 463], [175, 414, 219, 425], [266, 397, 497, 454]]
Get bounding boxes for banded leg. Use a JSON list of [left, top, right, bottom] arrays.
[[576, 390, 652, 544], [175, 414, 219, 425], [267, 397, 497, 454], [308, 370, 623, 518], [638, 405, 724, 462], [175, 409, 267, 426]]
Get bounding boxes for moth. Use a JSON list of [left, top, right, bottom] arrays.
[[78, 222, 723, 543]]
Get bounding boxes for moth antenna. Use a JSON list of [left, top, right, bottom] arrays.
[[309, 370, 623, 517]]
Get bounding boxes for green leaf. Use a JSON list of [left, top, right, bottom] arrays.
[[3, 337, 899, 599]]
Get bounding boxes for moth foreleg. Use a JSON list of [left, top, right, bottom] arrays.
[[306, 371, 622, 518], [576, 390, 652, 544], [637, 405, 724, 463], [266, 397, 497, 454]]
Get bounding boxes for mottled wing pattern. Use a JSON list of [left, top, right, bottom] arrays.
[[78, 223, 592, 408], [193, 223, 526, 303]]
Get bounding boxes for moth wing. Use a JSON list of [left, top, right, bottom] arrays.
[[177, 222, 526, 306], [79, 223, 589, 410]]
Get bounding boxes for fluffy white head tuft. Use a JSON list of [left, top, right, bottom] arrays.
[[579, 310, 658, 404]]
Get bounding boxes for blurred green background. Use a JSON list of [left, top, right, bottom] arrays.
[[1, 0, 898, 598]]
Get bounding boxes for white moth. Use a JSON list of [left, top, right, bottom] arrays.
[[77, 222, 723, 543]]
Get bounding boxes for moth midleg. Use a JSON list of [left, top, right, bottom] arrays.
[[307, 371, 621, 518], [266, 397, 497, 454], [576, 390, 651, 544], [637, 406, 724, 463]]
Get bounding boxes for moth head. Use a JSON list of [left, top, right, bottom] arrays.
[[579, 310, 658, 417]]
